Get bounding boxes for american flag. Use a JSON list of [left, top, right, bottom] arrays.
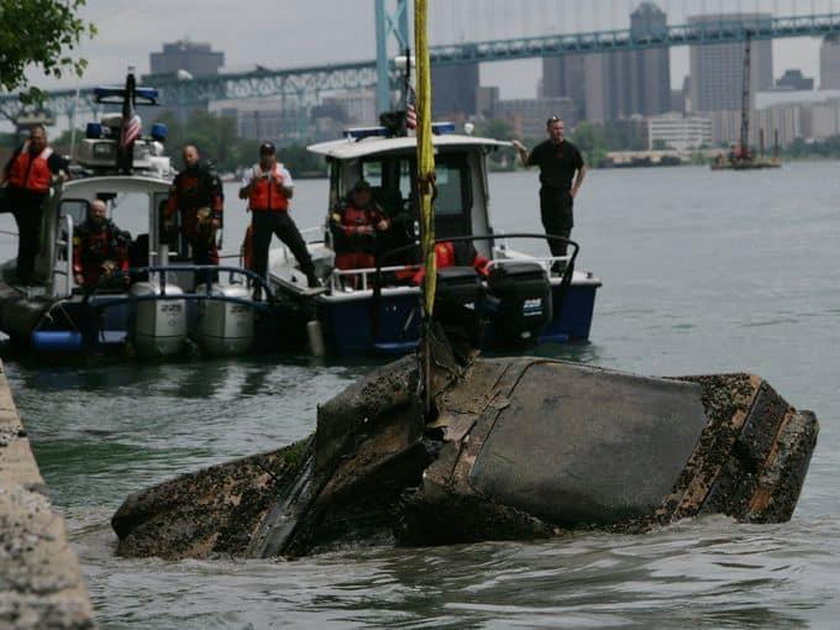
[[120, 113, 141, 149], [406, 85, 417, 130], [120, 70, 141, 150]]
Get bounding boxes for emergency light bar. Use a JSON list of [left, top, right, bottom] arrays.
[[344, 121, 456, 141]]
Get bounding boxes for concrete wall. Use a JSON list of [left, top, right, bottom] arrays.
[[0, 360, 95, 629]]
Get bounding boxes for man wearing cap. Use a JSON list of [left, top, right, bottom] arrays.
[[512, 116, 586, 271], [239, 141, 319, 288], [329, 180, 390, 288]]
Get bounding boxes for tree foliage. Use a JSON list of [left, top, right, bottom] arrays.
[[149, 110, 325, 175], [0, 0, 96, 102]]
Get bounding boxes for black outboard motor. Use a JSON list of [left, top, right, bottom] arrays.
[[487, 261, 552, 346], [433, 266, 484, 356]]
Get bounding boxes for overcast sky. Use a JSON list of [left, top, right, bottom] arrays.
[[22, 0, 829, 98]]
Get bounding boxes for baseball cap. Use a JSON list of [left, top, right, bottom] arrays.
[[259, 141, 276, 155], [352, 179, 372, 192]]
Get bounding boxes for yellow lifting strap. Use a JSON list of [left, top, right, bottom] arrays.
[[415, 0, 436, 319]]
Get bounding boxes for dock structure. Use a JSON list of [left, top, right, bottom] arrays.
[[0, 361, 95, 629]]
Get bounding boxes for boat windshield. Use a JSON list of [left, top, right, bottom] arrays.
[[356, 152, 472, 238]]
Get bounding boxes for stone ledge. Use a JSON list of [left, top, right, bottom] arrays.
[[0, 361, 95, 629]]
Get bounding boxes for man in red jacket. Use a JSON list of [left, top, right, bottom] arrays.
[[1, 125, 69, 284]]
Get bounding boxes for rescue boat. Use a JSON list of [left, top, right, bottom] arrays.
[[264, 122, 601, 357], [0, 72, 290, 359]]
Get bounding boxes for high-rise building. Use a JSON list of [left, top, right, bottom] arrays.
[[819, 34, 840, 89], [542, 2, 670, 123], [623, 3, 671, 117], [150, 41, 224, 78], [688, 14, 773, 112], [431, 63, 479, 118]]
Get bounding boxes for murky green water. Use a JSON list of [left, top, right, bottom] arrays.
[[3, 163, 839, 627]]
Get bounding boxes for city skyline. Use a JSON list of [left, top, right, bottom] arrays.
[[18, 0, 826, 100]]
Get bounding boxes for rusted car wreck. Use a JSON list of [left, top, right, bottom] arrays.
[[111, 328, 818, 560]]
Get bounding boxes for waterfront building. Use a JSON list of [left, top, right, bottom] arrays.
[[706, 105, 799, 148], [647, 113, 712, 151]]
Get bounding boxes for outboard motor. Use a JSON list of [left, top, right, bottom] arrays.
[[194, 284, 255, 357], [432, 266, 484, 353], [130, 281, 187, 357], [487, 261, 552, 346]]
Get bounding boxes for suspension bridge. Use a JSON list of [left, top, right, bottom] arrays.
[[3, 0, 840, 126]]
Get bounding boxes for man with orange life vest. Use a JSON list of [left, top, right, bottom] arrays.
[[165, 144, 223, 268], [329, 180, 390, 288], [239, 141, 319, 289], [72, 199, 130, 290], [1, 125, 69, 284]]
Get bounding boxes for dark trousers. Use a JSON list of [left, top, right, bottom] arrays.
[[539, 187, 573, 258], [8, 188, 47, 284], [251, 210, 314, 280]]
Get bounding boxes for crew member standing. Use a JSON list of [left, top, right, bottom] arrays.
[[512, 116, 586, 269], [73, 199, 130, 290], [239, 141, 319, 289], [1, 125, 69, 284], [165, 144, 224, 267]]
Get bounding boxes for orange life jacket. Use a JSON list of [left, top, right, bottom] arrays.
[[7, 143, 54, 193], [248, 163, 290, 212]]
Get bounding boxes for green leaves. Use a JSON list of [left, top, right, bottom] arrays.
[[0, 0, 95, 102]]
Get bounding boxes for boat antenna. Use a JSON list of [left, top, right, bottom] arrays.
[[415, 0, 438, 417]]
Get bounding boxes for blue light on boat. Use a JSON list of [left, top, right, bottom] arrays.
[[93, 86, 125, 102], [344, 126, 388, 140], [151, 123, 168, 141], [135, 86, 160, 102], [432, 121, 456, 135], [85, 122, 104, 139]]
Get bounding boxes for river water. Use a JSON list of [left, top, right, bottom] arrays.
[[1, 163, 839, 628]]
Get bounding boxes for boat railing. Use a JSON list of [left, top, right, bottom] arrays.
[[317, 233, 581, 294], [328, 264, 420, 292], [53, 213, 75, 297]]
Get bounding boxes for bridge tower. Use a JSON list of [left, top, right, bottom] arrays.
[[374, 0, 410, 113]]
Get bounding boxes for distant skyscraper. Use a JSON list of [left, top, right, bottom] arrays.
[[688, 14, 773, 112], [624, 2, 671, 117], [542, 2, 670, 123], [431, 63, 479, 117], [150, 41, 224, 78], [819, 34, 840, 89]]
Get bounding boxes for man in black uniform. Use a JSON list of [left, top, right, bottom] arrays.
[[512, 116, 586, 266]]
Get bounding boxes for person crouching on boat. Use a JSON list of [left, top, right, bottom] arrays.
[[239, 141, 320, 289], [1, 124, 69, 285], [72, 199, 130, 290], [329, 180, 390, 289], [165, 145, 224, 276], [410, 240, 489, 285]]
